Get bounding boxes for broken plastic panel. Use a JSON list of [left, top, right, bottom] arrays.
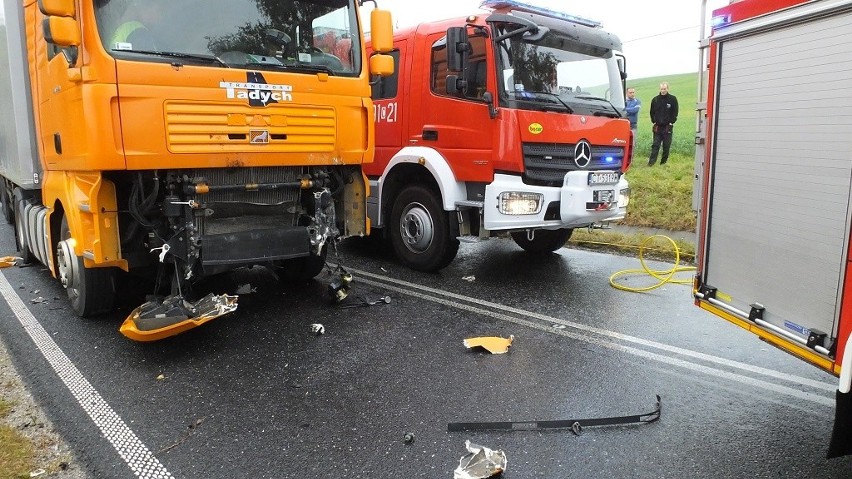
[[463, 335, 514, 354], [453, 440, 507, 479], [0, 256, 22, 268], [120, 293, 238, 342]]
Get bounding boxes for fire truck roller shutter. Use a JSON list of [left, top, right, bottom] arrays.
[[703, 8, 852, 345]]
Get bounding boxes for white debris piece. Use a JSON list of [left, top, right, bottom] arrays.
[[453, 440, 507, 479]]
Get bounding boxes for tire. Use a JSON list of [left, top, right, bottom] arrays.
[[13, 191, 35, 264], [1, 185, 12, 225], [511, 228, 574, 254], [56, 216, 116, 316], [389, 185, 459, 272], [277, 245, 328, 282]]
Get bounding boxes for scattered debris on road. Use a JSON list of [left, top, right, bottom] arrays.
[[463, 335, 514, 354], [0, 255, 21, 268], [453, 440, 506, 479], [462, 275, 476, 282], [448, 395, 662, 433], [403, 432, 415, 444], [338, 295, 391, 309], [310, 323, 325, 335], [234, 283, 257, 295]]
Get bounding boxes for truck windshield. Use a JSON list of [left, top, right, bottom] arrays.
[[494, 26, 624, 116], [94, 0, 361, 76]]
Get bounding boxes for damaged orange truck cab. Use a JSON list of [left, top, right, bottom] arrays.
[[365, 0, 631, 272], [0, 0, 393, 340]]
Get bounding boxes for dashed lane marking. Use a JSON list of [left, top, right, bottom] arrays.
[[0, 272, 174, 479]]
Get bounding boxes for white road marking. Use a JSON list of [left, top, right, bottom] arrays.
[[350, 268, 835, 407], [0, 272, 174, 479]]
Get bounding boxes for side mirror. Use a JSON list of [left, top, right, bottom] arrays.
[[371, 9, 393, 53], [482, 91, 498, 119], [446, 74, 465, 94], [370, 53, 394, 77], [42, 16, 80, 47], [446, 26, 469, 72], [616, 54, 627, 76], [38, 0, 75, 17]]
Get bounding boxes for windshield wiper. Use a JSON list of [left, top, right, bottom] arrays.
[[249, 62, 336, 75], [117, 49, 229, 68], [575, 95, 622, 118], [516, 91, 574, 113]]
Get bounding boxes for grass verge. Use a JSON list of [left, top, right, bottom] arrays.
[[0, 398, 35, 479], [570, 229, 696, 265]]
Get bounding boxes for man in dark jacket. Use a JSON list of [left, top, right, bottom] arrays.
[[648, 82, 678, 166]]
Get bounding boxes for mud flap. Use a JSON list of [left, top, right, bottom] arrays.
[[120, 293, 238, 342], [828, 390, 852, 458]]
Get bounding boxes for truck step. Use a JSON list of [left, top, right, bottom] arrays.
[[458, 235, 489, 244], [455, 200, 484, 209]]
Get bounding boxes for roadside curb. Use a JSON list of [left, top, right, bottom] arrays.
[[603, 224, 696, 246]]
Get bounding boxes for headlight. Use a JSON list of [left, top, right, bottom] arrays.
[[498, 192, 543, 215], [618, 188, 630, 207]]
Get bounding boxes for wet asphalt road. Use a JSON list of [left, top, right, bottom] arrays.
[[1, 221, 851, 478]]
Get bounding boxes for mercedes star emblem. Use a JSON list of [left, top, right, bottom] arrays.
[[574, 140, 592, 168]]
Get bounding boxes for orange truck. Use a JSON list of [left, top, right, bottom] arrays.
[[693, 0, 852, 456], [0, 0, 393, 341], [365, 0, 631, 272]]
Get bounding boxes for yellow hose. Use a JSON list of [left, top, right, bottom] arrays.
[[608, 234, 696, 292]]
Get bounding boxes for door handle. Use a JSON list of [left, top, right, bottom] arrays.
[[422, 129, 438, 141]]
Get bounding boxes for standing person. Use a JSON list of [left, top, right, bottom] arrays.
[[648, 82, 679, 166], [624, 87, 641, 150]]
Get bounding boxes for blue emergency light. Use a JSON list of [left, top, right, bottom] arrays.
[[480, 0, 602, 28], [710, 14, 731, 29]]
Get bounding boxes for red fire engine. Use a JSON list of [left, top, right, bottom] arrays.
[[365, 0, 631, 272], [693, 0, 852, 456]]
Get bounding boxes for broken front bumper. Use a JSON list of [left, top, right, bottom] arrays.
[[119, 293, 238, 342]]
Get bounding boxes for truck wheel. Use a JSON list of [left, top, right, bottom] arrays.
[[277, 246, 328, 283], [389, 185, 459, 272], [1, 187, 12, 225], [56, 216, 115, 317], [13, 191, 35, 264], [511, 228, 574, 254]]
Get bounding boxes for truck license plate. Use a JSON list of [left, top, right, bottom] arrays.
[[588, 171, 620, 186], [594, 190, 614, 203]]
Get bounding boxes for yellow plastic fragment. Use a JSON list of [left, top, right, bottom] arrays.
[[463, 335, 514, 354], [0, 256, 22, 268]]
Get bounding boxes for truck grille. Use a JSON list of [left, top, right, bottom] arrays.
[[190, 167, 302, 205], [189, 167, 304, 236], [523, 142, 624, 186], [165, 101, 335, 154]]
